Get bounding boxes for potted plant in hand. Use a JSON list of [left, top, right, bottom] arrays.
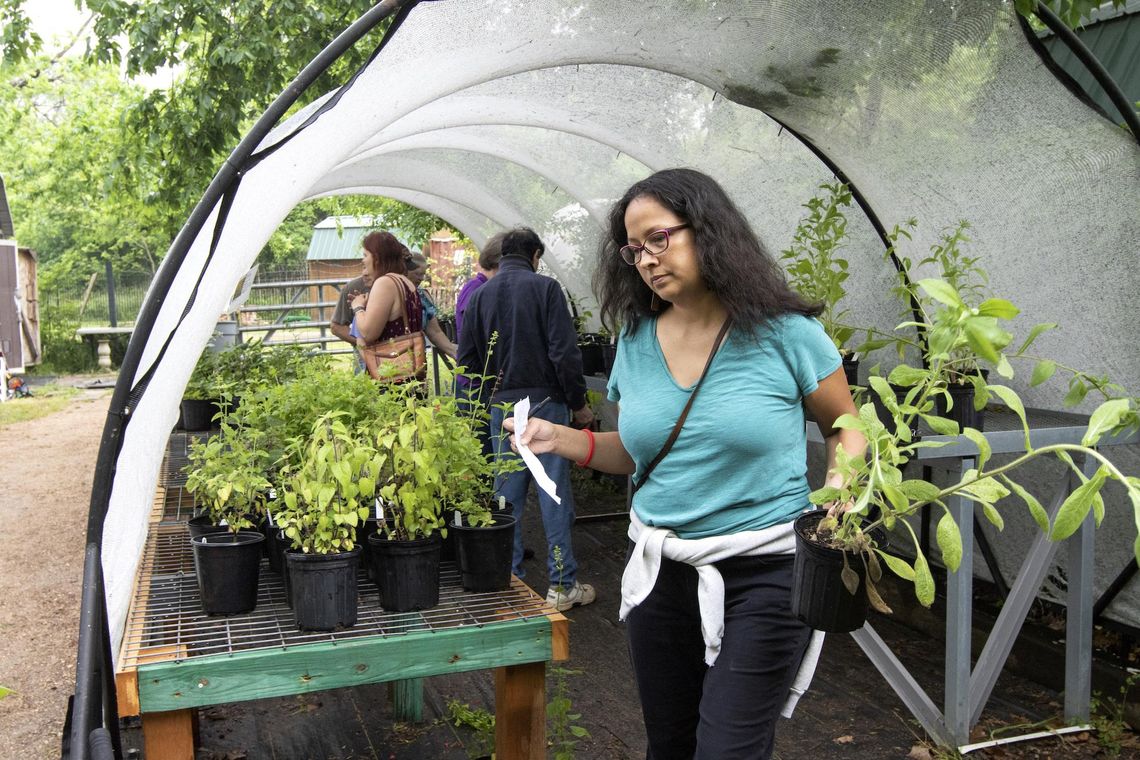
[[183, 423, 272, 614], [276, 411, 380, 630], [791, 273, 1140, 632], [781, 181, 861, 385]]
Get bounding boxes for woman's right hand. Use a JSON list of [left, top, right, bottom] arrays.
[[502, 416, 559, 455]]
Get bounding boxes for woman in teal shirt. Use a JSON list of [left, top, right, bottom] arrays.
[[507, 168, 864, 759]]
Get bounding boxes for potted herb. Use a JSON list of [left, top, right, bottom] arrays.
[[792, 277, 1140, 632], [276, 411, 381, 630], [781, 181, 861, 385], [183, 423, 271, 615], [180, 350, 223, 430]]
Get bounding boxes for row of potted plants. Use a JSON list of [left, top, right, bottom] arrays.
[[183, 353, 521, 630], [779, 181, 1139, 632]]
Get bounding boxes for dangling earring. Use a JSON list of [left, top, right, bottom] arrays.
[[650, 292, 662, 312]]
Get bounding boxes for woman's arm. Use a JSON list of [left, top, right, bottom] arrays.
[[424, 317, 458, 360], [351, 277, 399, 343], [804, 367, 867, 492], [504, 416, 636, 475]]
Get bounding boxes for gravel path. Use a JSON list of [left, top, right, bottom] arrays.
[[0, 388, 113, 759]]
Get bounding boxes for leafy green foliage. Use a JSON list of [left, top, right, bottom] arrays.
[[780, 181, 856, 353], [446, 700, 495, 760], [184, 422, 272, 531], [277, 412, 378, 554], [1014, 0, 1128, 29], [812, 219, 1140, 611]]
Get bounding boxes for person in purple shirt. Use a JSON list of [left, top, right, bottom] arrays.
[[455, 232, 504, 341]]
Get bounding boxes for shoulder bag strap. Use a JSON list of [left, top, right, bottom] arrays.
[[632, 317, 732, 494], [384, 273, 411, 335]]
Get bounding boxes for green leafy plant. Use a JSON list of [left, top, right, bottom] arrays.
[[276, 412, 381, 554], [446, 699, 496, 759], [183, 421, 272, 531], [547, 546, 590, 758], [1088, 671, 1139, 757], [780, 181, 858, 356], [809, 269, 1140, 612]]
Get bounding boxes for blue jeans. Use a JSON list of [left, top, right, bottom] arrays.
[[490, 401, 578, 588]]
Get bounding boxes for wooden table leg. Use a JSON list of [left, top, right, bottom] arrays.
[[494, 662, 546, 760], [389, 678, 423, 722], [142, 708, 196, 760]]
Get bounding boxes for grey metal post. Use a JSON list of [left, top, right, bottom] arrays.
[[1065, 454, 1098, 722], [945, 456, 975, 744], [105, 259, 118, 327]]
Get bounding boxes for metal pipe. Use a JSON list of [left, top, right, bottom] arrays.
[[958, 723, 1092, 754]]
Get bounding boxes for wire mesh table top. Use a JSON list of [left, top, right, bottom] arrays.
[[119, 523, 554, 671], [161, 431, 211, 487]]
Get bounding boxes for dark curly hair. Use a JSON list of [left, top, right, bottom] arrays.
[[594, 168, 821, 337], [362, 230, 408, 276]]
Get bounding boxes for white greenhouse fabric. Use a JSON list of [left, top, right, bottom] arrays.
[[102, 0, 1140, 659]]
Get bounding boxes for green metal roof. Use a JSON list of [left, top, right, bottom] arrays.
[[1038, 1, 1140, 122], [305, 216, 413, 261]]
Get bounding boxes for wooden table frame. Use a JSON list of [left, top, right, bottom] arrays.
[[117, 487, 569, 759]]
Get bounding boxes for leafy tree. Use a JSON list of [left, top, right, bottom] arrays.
[[0, 55, 167, 281]]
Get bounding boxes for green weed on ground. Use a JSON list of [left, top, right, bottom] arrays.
[[0, 385, 79, 428]]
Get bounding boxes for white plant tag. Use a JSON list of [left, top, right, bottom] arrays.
[[375, 498, 384, 521], [266, 510, 275, 527], [514, 396, 561, 504]]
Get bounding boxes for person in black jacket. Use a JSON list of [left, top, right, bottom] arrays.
[[458, 227, 597, 611]]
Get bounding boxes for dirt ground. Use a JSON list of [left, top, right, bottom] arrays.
[[2, 383, 1138, 760], [0, 383, 112, 759]]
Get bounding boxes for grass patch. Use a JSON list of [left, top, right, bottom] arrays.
[[0, 385, 80, 428]]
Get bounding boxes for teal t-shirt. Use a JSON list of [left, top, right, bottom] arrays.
[[607, 314, 841, 538]]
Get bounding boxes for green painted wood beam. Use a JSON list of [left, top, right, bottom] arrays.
[[137, 618, 554, 712]]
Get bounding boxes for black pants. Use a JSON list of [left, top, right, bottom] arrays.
[[625, 551, 812, 760]]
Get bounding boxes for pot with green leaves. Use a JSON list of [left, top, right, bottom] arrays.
[[451, 497, 517, 593], [276, 412, 382, 631], [183, 422, 273, 614], [796, 284, 1140, 627]]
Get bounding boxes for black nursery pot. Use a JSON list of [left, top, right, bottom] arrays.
[[180, 397, 221, 431], [191, 531, 265, 616], [453, 513, 517, 593], [871, 383, 921, 438], [357, 517, 383, 583], [841, 354, 860, 387], [187, 514, 231, 540], [791, 511, 873, 633], [368, 533, 442, 612], [934, 382, 984, 432], [579, 342, 604, 376], [286, 547, 361, 631]]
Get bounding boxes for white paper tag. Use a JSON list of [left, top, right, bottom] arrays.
[[375, 498, 384, 521], [514, 396, 561, 504]]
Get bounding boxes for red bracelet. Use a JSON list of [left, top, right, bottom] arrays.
[[575, 427, 596, 467]]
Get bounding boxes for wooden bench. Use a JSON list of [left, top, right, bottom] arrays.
[[117, 449, 568, 759]]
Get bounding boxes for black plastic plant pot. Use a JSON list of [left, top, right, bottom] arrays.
[[187, 514, 230, 541], [368, 533, 442, 612], [842, 354, 860, 387], [791, 511, 871, 633], [286, 547, 361, 631], [579, 342, 604, 376], [935, 383, 984, 432], [453, 513, 517, 593], [191, 531, 265, 616], [265, 527, 290, 575], [180, 398, 220, 431], [357, 517, 384, 583]]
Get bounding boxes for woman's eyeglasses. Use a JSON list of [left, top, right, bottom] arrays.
[[619, 224, 689, 266]]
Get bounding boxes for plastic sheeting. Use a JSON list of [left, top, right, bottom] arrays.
[[101, 0, 1140, 660]]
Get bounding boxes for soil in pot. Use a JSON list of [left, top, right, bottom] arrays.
[[453, 513, 516, 592], [286, 547, 361, 631], [368, 533, 442, 612], [792, 510, 876, 633], [191, 530, 265, 615]]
